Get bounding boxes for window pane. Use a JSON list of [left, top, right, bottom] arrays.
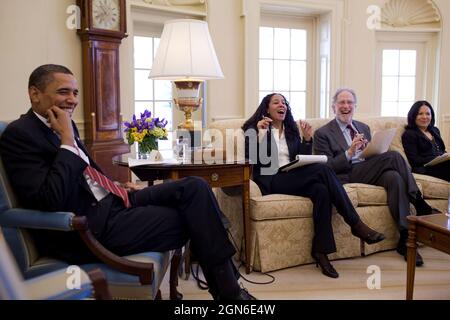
[[398, 76, 415, 101], [259, 60, 273, 91], [398, 101, 412, 117], [154, 80, 172, 100], [274, 60, 290, 91], [259, 91, 272, 103], [154, 101, 173, 131], [135, 70, 153, 100], [382, 76, 399, 101], [381, 101, 398, 117], [135, 102, 154, 117], [290, 61, 306, 91], [259, 27, 273, 59], [291, 29, 307, 60], [382, 50, 399, 76], [290, 91, 306, 120], [134, 36, 153, 69], [399, 50, 416, 76], [157, 134, 173, 151], [274, 28, 290, 59]]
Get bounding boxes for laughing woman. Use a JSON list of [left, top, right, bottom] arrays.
[[402, 101, 450, 182], [242, 93, 385, 278]]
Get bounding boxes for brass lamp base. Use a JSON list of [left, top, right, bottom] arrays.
[[173, 80, 203, 131]]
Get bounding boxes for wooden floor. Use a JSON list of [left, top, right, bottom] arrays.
[[160, 246, 450, 300]]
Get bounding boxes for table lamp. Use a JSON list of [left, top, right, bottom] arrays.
[[149, 19, 224, 131]]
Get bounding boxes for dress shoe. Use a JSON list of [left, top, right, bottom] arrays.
[[396, 240, 424, 267], [351, 220, 386, 244], [312, 252, 339, 278]]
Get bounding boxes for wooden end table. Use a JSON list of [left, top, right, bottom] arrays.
[[114, 153, 253, 274], [406, 214, 450, 300]]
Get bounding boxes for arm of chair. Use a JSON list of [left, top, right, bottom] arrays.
[[0, 208, 74, 231], [0, 208, 154, 285], [72, 217, 154, 285]]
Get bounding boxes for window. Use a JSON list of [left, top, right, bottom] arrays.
[[376, 32, 438, 118], [133, 35, 173, 150], [259, 26, 308, 120], [380, 49, 417, 116]]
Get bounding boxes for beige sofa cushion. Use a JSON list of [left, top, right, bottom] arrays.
[[250, 187, 358, 221], [413, 173, 450, 199], [344, 183, 387, 206]]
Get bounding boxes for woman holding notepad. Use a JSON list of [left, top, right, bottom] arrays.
[[402, 101, 450, 182], [242, 93, 385, 279]]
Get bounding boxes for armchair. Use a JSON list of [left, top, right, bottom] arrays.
[[0, 228, 111, 300], [0, 121, 181, 300]]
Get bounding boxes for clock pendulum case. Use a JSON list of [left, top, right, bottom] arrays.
[[77, 0, 130, 182]]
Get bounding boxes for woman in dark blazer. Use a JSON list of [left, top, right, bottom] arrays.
[[402, 101, 449, 182], [242, 93, 384, 279]]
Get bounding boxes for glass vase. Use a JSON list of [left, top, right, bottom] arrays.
[[137, 138, 158, 159]]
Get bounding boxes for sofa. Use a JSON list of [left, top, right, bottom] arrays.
[[209, 117, 450, 273]]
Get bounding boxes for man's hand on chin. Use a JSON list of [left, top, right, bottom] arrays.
[[47, 106, 75, 146]]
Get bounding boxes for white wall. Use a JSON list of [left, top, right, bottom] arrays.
[[0, 0, 83, 124], [1, 0, 449, 144]]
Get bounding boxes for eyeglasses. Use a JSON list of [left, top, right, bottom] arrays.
[[336, 100, 356, 106]]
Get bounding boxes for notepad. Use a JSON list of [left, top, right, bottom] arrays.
[[360, 128, 397, 159], [424, 153, 450, 167], [279, 155, 328, 172]]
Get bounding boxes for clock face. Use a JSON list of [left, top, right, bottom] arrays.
[[92, 0, 120, 31]]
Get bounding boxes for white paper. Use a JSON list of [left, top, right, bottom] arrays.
[[128, 150, 180, 167], [279, 155, 328, 172], [360, 128, 397, 159], [424, 153, 450, 167]]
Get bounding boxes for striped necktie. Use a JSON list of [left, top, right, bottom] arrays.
[[84, 165, 131, 208], [347, 124, 356, 140]]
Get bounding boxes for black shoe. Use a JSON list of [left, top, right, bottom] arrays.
[[417, 207, 442, 216], [351, 220, 386, 245], [396, 241, 424, 267], [312, 252, 339, 278]]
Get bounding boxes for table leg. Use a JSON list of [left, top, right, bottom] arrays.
[[406, 222, 417, 300]]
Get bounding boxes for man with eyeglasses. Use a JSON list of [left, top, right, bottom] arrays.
[[313, 88, 440, 267]]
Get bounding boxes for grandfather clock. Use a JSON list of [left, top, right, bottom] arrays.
[[77, 0, 129, 182]]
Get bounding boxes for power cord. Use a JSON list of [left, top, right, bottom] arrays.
[[189, 227, 276, 291]]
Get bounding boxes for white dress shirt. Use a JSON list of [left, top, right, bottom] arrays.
[[335, 118, 364, 164], [272, 128, 291, 168], [34, 111, 109, 201]]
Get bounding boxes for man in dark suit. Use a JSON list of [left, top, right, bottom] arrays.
[[313, 88, 439, 266], [0, 64, 255, 300]]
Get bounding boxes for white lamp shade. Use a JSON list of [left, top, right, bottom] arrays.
[[149, 19, 224, 80]]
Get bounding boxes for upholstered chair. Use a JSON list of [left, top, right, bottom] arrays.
[[0, 121, 181, 300]]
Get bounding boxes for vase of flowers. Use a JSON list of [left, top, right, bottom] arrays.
[[124, 110, 168, 159]]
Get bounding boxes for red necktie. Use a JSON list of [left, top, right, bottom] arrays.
[[84, 166, 131, 208], [347, 124, 356, 140]]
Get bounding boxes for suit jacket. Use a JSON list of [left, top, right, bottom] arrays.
[[401, 126, 446, 174], [0, 109, 115, 263], [313, 119, 371, 183], [246, 127, 312, 195]]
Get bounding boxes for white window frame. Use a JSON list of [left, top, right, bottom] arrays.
[[259, 13, 315, 120], [375, 31, 439, 116]]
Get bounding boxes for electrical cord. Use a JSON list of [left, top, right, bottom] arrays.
[[189, 227, 276, 290]]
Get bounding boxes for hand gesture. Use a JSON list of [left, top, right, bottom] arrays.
[[298, 120, 313, 142], [257, 116, 273, 131], [46, 106, 75, 146], [348, 133, 368, 157]]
